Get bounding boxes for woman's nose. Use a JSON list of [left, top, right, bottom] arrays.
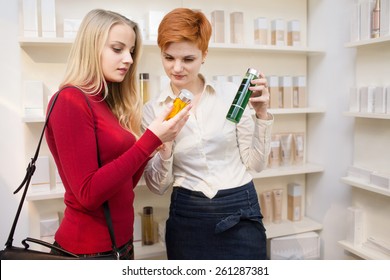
[[173, 60, 183, 72], [123, 52, 133, 64]]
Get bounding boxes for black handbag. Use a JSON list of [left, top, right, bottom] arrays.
[[0, 88, 120, 260]]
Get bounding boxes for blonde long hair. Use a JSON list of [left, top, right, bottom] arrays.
[[60, 9, 142, 136]]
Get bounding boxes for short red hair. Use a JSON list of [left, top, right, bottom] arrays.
[[157, 8, 212, 55]]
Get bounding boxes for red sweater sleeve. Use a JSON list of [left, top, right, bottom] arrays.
[[46, 88, 161, 211]]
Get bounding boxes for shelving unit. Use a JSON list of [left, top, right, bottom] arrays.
[[343, 111, 390, 119], [341, 176, 390, 197], [133, 242, 167, 260], [344, 35, 390, 48], [265, 217, 322, 239], [338, 240, 390, 260], [19, 0, 324, 260], [338, 9, 390, 259]]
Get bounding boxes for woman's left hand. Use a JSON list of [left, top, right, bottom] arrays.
[[248, 73, 270, 120]]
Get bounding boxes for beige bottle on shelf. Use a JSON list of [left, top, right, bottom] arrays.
[[371, 0, 381, 38], [142, 206, 154, 245], [139, 73, 150, 104]]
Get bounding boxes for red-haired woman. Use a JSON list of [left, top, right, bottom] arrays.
[[142, 8, 273, 260]]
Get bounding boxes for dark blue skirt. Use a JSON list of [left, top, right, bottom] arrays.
[[165, 181, 267, 260]]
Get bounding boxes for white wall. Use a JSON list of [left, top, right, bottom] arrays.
[[0, 0, 29, 246], [307, 0, 356, 259], [0, 0, 361, 259]]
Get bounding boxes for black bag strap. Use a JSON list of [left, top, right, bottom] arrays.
[[5, 87, 120, 259]]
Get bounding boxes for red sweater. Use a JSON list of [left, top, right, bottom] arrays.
[[45, 87, 161, 254]]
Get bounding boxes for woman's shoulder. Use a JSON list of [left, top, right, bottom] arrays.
[[49, 86, 92, 112], [54, 86, 85, 100]]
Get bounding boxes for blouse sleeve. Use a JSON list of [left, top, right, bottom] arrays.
[[236, 107, 274, 172]]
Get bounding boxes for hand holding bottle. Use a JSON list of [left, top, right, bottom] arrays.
[[249, 73, 270, 120], [147, 102, 192, 144], [226, 68, 270, 122]]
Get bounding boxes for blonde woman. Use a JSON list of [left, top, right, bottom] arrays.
[[45, 9, 190, 259]]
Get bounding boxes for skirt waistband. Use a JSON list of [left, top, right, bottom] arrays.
[[173, 180, 256, 199], [170, 180, 259, 217]]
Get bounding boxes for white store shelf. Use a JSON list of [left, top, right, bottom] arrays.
[[265, 217, 323, 239], [338, 240, 390, 260], [252, 163, 324, 179], [341, 177, 390, 197], [269, 107, 326, 115], [134, 242, 166, 260], [19, 37, 324, 55], [343, 111, 390, 120], [22, 116, 46, 123], [26, 185, 65, 201], [345, 35, 390, 48]]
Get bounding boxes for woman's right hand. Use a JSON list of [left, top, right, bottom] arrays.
[[147, 103, 192, 143]]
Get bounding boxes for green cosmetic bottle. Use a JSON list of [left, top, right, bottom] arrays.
[[226, 68, 259, 123]]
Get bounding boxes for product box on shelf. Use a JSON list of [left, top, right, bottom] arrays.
[[146, 11, 165, 41], [267, 76, 281, 109], [40, 213, 59, 238], [359, 86, 375, 113], [346, 207, 365, 247], [363, 236, 390, 256], [280, 133, 293, 166], [230, 12, 244, 44], [350, 1, 361, 42], [254, 17, 268, 45], [373, 86, 386, 114], [386, 86, 390, 114], [370, 172, 390, 190], [40, 212, 60, 251], [279, 76, 293, 108], [287, 20, 301, 46], [213, 75, 228, 83], [292, 76, 306, 108], [347, 165, 372, 183], [259, 191, 273, 224], [41, 0, 56, 38], [359, 0, 375, 40], [270, 231, 320, 260], [381, 0, 390, 37], [31, 156, 50, 192], [211, 10, 225, 43], [271, 189, 283, 224], [63, 19, 82, 38], [133, 214, 142, 244], [228, 75, 241, 87], [287, 183, 302, 222], [22, 0, 38, 37], [292, 132, 305, 165], [268, 134, 281, 168], [271, 19, 285, 46], [23, 80, 45, 118]]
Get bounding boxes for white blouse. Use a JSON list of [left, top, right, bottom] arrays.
[[142, 75, 273, 199]]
